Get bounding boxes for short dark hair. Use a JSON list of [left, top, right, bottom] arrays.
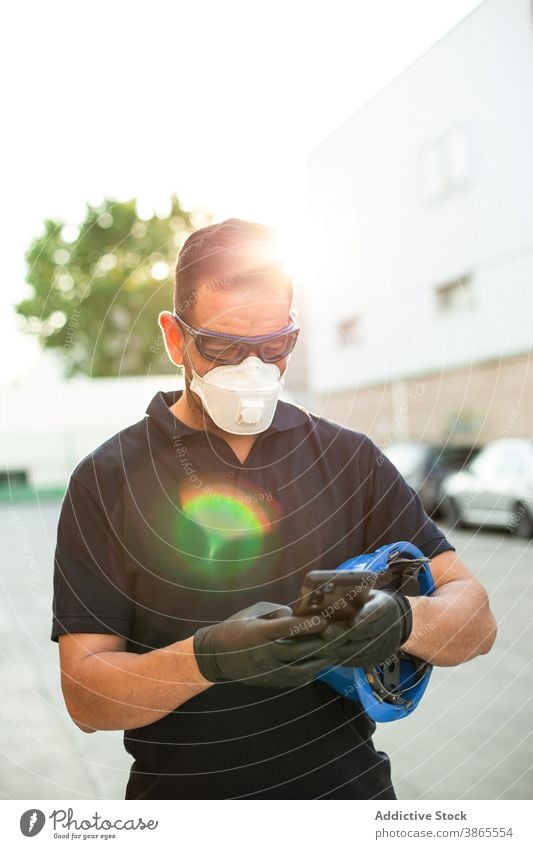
[[174, 218, 292, 317]]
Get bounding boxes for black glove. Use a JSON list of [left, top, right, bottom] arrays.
[[193, 601, 339, 688], [314, 590, 413, 668]]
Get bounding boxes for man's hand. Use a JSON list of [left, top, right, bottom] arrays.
[[313, 590, 413, 667], [400, 550, 497, 666], [193, 601, 337, 687]]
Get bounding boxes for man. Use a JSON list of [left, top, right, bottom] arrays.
[[52, 218, 497, 800]]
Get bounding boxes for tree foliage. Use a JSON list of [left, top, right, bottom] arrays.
[[15, 195, 210, 376]]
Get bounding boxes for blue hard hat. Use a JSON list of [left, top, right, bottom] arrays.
[[316, 541, 435, 722]]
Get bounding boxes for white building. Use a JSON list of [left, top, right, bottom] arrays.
[[306, 0, 533, 446], [0, 352, 185, 492]]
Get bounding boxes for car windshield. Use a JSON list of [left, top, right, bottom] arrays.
[[468, 442, 512, 476], [384, 443, 425, 476], [469, 440, 533, 477]]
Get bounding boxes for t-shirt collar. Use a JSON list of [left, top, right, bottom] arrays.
[[145, 389, 310, 441]]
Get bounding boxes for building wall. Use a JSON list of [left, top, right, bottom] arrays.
[[305, 0, 533, 412], [316, 352, 533, 447], [1, 373, 185, 489]]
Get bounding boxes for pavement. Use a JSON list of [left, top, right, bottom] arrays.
[[1, 499, 531, 800], [374, 523, 533, 800]]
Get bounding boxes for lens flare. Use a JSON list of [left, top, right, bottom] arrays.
[[182, 491, 263, 559], [169, 481, 281, 586]]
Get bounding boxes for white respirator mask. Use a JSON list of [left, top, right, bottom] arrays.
[[190, 356, 285, 435]]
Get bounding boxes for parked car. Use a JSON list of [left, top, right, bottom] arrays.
[[383, 441, 479, 516], [441, 438, 533, 538]]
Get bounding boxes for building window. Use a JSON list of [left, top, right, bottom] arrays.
[[337, 315, 362, 346], [421, 126, 470, 202], [434, 274, 473, 312], [0, 470, 28, 487]]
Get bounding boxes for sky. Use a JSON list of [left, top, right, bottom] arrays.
[[0, 0, 482, 383]]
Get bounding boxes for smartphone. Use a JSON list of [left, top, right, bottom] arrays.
[[291, 569, 376, 622]]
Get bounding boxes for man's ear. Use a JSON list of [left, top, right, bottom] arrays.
[[158, 311, 185, 367]]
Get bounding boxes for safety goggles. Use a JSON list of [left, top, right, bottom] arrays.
[[173, 310, 300, 365]]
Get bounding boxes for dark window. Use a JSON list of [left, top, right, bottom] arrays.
[[435, 274, 473, 312], [0, 470, 28, 487], [337, 315, 361, 346]]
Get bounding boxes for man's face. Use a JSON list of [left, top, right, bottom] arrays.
[[159, 278, 294, 431]]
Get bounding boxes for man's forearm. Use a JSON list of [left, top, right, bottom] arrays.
[[63, 636, 213, 732], [401, 579, 497, 666]]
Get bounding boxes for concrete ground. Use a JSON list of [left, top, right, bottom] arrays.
[[374, 523, 533, 800], [0, 500, 531, 799]]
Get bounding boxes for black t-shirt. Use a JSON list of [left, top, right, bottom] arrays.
[[51, 389, 454, 800]]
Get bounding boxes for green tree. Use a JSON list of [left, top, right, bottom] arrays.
[[15, 195, 210, 377]]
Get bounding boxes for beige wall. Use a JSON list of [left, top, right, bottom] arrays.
[[315, 354, 533, 448]]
